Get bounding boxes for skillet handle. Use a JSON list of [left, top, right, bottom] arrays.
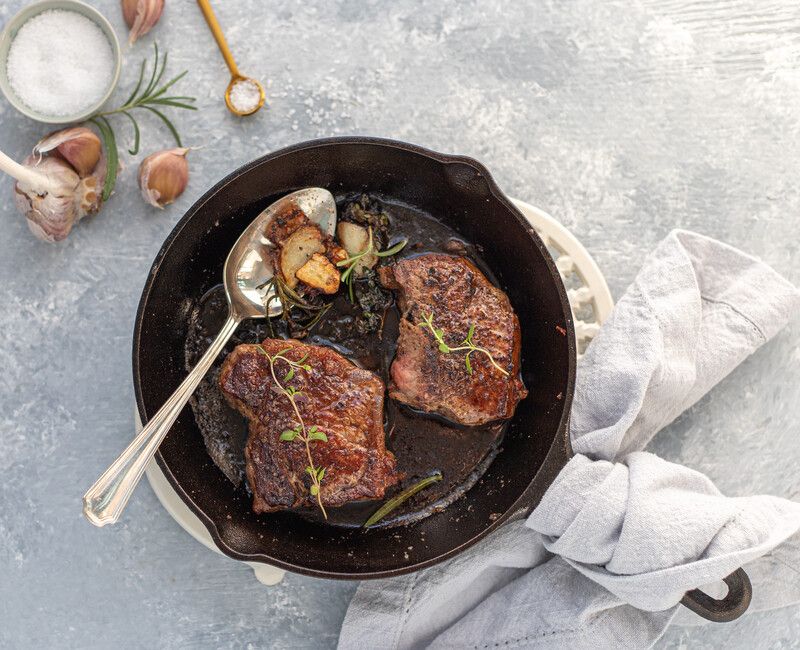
[[680, 568, 752, 622]]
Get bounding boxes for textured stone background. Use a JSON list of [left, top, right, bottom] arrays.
[[1, 0, 799, 647]]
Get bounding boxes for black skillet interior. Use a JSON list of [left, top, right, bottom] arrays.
[[133, 137, 575, 578]]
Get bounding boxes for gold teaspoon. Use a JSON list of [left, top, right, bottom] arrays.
[[196, 0, 265, 116]]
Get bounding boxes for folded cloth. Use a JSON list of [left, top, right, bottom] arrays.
[[338, 230, 800, 649]]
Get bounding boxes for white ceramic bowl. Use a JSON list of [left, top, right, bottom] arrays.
[[0, 0, 121, 124]]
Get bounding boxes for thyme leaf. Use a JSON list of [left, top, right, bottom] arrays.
[[418, 312, 509, 376], [375, 239, 408, 257], [256, 345, 328, 517]]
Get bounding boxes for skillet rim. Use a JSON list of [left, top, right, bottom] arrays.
[[132, 136, 576, 579]]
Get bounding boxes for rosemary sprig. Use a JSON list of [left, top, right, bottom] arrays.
[[418, 312, 509, 377], [256, 345, 328, 518], [364, 473, 443, 528], [261, 275, 331, 337], [336, 227, 408, 301], [89, 43, 197, 201]]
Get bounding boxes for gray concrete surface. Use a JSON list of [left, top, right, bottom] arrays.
[[1, 0, 799, 647]]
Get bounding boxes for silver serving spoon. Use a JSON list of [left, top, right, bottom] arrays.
[[83, 188, 337, 527]]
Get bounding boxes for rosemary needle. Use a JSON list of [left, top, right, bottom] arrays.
[[364, 473, 443, 528], [89, 43, 196, 201]]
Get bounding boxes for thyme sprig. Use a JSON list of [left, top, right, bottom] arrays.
[[256, 345, 328, 518], [261, 275, 331, 337], [336, 227, 408, 301], [418, 312, 509, 377], [364, 473, 443, 528], [89, 43, 196, 201]]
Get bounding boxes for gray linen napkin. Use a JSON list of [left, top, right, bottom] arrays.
[[338, 230, 800, 649]]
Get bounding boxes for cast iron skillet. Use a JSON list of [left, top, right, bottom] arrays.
[[132, 137, 750, 622]]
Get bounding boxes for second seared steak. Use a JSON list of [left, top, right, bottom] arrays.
[[380, 254, 527, 426], [219, 338, 398, 513]]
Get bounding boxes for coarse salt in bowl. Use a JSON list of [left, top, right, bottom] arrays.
[[0, 0, 121, 124]]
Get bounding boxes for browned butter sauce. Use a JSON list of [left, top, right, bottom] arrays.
[[184, 194, 509, 528]]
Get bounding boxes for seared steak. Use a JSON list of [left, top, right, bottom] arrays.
[[219, 338, 398, 513], [380, 254, 527, 426]]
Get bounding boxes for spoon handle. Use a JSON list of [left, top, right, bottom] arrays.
[[196, 0, 240, 78], [83, 313, 242, 526]]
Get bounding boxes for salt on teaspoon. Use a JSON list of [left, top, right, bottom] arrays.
[[195, 0, 265, 116], [82, 188, 337, 526]]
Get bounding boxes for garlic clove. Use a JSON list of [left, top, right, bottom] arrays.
[[34, 127, 102, 177], [122, 0, 164, 45], [77, 146, 107, 216], [14, 156, 80, 242], [17, 186, 77, 243], [138, 147, 189, 209]]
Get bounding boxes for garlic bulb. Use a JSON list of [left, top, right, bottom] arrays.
[[138, 147, 189, 208], [1, 127, 106, 242], [122, 0, 164, 45]]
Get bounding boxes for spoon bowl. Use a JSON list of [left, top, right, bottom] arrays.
[[196, 0, 265, 117], [83, 187, 337, 526], [227, 187, 337, 319], [224, 76, 265, 117]]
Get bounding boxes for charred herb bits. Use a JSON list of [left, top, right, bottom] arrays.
[[260, 274, 331, 338]]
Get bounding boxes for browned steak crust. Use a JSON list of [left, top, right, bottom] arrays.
[[380, 254, 527, 426], [219, 338, 398, 513]]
